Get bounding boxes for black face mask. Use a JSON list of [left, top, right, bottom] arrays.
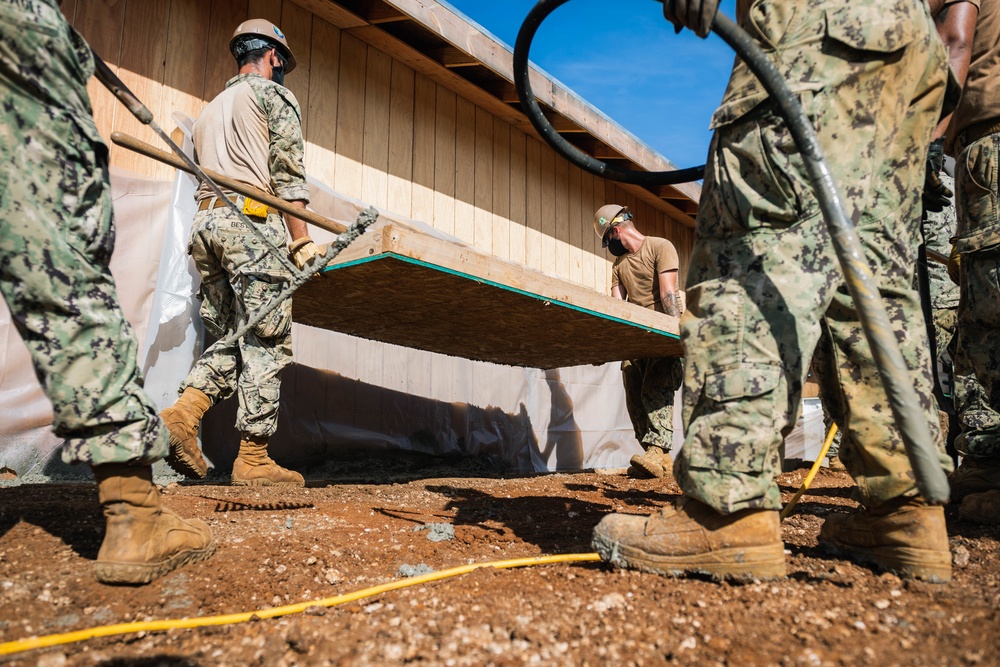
[[607, 237, 628, 257], [271, 64, 286, 86]]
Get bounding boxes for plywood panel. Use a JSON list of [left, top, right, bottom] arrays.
[[432, 85, 456, 236], [410, 74, 436, 224], [539, 146, 556, 275], [453, 97, 475, 244], [161, 0, 212, 149], [473, 106, 493, 253], [204, 0, 248, 98], [491, 121, 510, 262], [293, 225, 682, 368], [524, 138, 541, 272], [333, 33, 367, 199], [361, 49, 391, 208], [76, 0, 126, 145], [508, 129, 527, 267], [280, 0, 314, 138], [248, 0, 281, 23], [568, 165, 583, 286], [110, 1, 170, 176], [553, 156, 569, 279], [581, 172, 596, 290], [386, 61, 415, 217], [304, 16, 341, 188]]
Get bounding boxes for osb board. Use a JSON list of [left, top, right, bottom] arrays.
[[293, 224, 682, 369]]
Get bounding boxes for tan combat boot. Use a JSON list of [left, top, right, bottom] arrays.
[[591, 497, 786, 581], [627, 445, 673, 479], [818, 496, 951, 583], [960, 489, 1000, 525], [92, 463, 215, 585], [159, 386, 212, 479], [231, 433, 304, 487], [949, 457, 1000, 502]]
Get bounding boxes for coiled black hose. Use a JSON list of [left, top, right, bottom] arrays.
[[513, 2, 949, 504]]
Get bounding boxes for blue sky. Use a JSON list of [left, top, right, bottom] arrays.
[[443, 0, 738, 169]]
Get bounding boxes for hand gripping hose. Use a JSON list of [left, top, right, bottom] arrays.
[[513, 1, 950, 504]]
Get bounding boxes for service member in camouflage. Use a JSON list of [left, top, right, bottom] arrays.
[[594, 204, 685, 479], [0, 0, 214, 584], [593, 0, 956, 581], [941, 0, 1000, 524], [160, 19, 325, 487]]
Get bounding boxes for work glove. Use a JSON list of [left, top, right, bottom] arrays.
[[947, 243, 961, 285], [923, 138, 953, 213], [662, 0, 720, 38], [288, 236, 328, 271]]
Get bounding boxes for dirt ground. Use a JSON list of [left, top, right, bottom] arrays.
[[1, 455, 998, 666]]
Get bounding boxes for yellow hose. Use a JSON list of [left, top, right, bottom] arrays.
[[780, 423, 839, 520], [0, 552, 601, 657]]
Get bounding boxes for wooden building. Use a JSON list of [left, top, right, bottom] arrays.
[[0, 0, 705, 479]]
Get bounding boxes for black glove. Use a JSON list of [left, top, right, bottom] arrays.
[[923, 138, 953, 213], [662, 0, 720, 38]]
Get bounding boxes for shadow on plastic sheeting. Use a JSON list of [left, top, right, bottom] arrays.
[[198, 363, 584, 483]]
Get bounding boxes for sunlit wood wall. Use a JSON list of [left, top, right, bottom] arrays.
[[61, 0, 693, 292]]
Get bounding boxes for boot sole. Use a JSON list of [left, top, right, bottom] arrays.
[[592, 533, 786, 581], [819, 539, 952, 583], [231, 477, 304, 487], [94, 540, 217, 585], [163, 427, 208, 480]]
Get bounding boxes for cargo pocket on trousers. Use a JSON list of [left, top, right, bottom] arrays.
[[241, 274, 292, 340], [686, 364, 783, 474]]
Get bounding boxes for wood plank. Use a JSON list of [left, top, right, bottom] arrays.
[[524, 138, 541, 272], [161, 0, 212, 142], [204, 0, 249, 99], [75, 0, 126, 145], [333, 33, 367, 199], [59, 0, 77, 26], [293, 223, 682, 368], [248, 0, 281, 23], [539, 145, 556, 274], [410, 74, 436, 224], [491, 121, 510, 262], [432, 85, 456, 236], [288, 0, 368, 28], [453, 97, 475, 245], [112, 1, 171, 176], [554, 155, 569, 279], [568, 164, 583, 285], [386, 60, 415, 217], [508, 129, 527, 267], [581, 172, 596, 290], [304, 16, 341, 188], [473, 106, 493, 253], [280, 0, 314, 138], [361, 48, 392, 208]]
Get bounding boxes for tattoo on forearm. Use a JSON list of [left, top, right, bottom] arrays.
[[662, 293, 679, 318]]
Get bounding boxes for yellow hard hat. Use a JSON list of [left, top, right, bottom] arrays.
[[230, 18, 297, 73], [593, 204, 630, 247]]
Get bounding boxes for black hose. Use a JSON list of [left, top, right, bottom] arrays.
[[512, 0, 705, 186], [513, 3, 950, 504]]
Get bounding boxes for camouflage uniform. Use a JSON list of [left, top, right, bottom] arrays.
[[181, 73, 308, 438], [952, 133, 1000, 460], [675, 0, 954, 513], [622, 356, 683, 451], [0, 0, 167, 465], [920, 172, 960, 394]]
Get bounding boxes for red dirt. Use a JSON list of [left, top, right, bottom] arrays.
[[1, 457, 998, 666]]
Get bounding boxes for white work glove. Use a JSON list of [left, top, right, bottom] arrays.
[[288, 236, 328, 270]]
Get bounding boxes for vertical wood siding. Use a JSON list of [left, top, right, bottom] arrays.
[[63, 0, 693, 293]]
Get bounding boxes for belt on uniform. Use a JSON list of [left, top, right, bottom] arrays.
[[197, 193, 269, 218], [957, 118, 1000, 154]]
